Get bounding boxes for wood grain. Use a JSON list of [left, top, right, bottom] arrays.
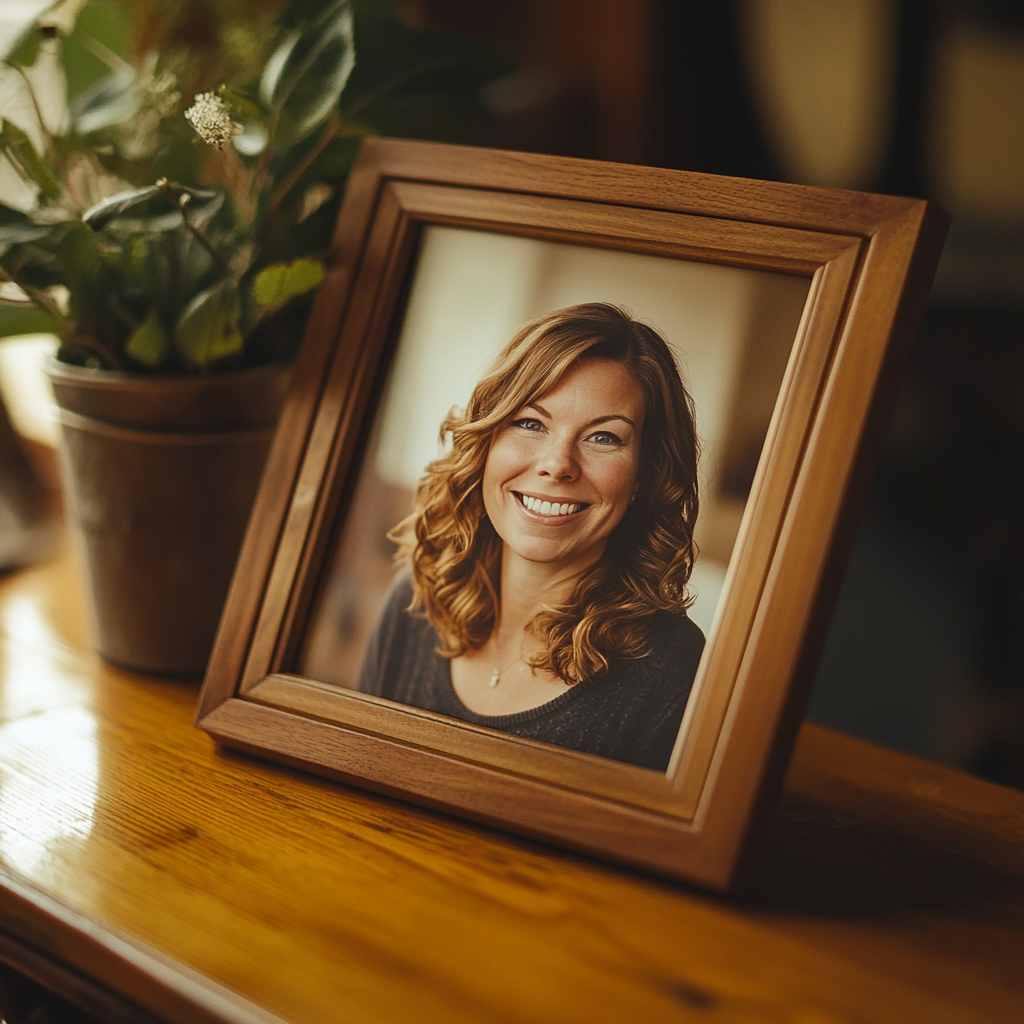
[[354, 138, 919, 235], [2, 550, 1022, 1024]]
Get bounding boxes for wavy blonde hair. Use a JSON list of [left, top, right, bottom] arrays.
[[393, 302, 700, 684]]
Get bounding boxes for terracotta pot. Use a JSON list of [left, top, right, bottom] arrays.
[[47, 359, 293, 675]]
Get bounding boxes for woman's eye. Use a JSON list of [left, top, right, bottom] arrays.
[[510, 417, 544, 432], [589, 431, 623, 446]]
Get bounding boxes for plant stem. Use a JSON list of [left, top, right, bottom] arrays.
[[107, 292, 139, 332], [1, 268, 124, 370], [265, 111, 341, 222], [15, 65, 63, 180], [57, 334, 124, 371], [250, 137, 274, 216], [0, 268, 72, 335], [178, 198, 229, 275]]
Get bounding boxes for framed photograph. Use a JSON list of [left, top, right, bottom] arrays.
[[195, 138, 948, 890]]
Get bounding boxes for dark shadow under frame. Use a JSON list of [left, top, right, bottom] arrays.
[[196, 138, 948, 890]]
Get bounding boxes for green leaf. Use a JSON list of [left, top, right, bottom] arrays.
[[250, 258, 325, 314], [218, 88, 265, 121], [125, 308, 170, 368], [174, 280, 244, 370], [54, 221, 116, 340], [6, 25, 42, 69], [0, 119, 60, 199], [0, 1, 58, 64], [82, 185, 162, 230], [120, 234, 171, 307], [82, 184, 223, 233], [261, 1, 356, 144], [217, 87, 270, 157], [339, 7, 513, 142], [71, 66, 139, 135], [55, 222, 101, 292], [0, 201, 57, 256], [0, 215, 74, 299], [0, 202, 31, 227], [0, 300, 59, 339], [60, 0, 132, 102]]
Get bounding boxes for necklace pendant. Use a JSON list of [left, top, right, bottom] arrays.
[[488, 669, 500, 687]]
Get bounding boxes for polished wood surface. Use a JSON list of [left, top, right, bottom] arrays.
[[2, 548, 1022, 1023]]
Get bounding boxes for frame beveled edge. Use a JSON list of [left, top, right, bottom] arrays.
[[198, 696, 739, 889], [241, 184, 862, 699], [243, 673, 684, 815], [197, 139, 949, 889], [720, 196, 952, 887], [232, 180, 861, 821]]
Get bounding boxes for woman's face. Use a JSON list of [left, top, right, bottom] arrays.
[[482, 357, 645, 575]]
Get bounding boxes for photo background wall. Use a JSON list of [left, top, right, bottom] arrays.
[[300, 225, 809, 689]]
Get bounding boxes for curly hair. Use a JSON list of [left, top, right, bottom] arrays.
[[392, 302, 700, 684]]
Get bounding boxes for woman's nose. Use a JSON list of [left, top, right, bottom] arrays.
[[534, 434, 578, 480]]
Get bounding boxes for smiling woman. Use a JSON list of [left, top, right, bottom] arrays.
[[355, 304, 705, 770]]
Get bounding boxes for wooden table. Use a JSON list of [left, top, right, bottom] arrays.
[[1, 547, 1022, 1024]]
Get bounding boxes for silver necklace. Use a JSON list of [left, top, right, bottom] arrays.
[[488, 650, 524, 687]]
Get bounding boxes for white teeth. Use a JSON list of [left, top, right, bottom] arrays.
[[520, 495, 581, 516]]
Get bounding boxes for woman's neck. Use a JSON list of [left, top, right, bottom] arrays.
[[494, 545, 596, 641], [448, 544, 601, 716]]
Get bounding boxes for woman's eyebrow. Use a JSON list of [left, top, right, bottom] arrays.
[[524, 403, 635, 429], [586, 413, 636, 428]]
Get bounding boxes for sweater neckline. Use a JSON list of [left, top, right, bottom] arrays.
[[439, 660, 593, 728]]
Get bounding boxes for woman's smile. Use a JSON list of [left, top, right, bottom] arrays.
[[514, 492, 589, 518], [482, 358, 644, 574]]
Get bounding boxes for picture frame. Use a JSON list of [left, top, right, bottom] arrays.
[[195, 138, 948, 890]]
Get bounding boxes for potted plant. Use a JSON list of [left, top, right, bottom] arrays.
[[0, 0, 508, 673]]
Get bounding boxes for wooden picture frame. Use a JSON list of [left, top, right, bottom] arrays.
[[195, 138, 948, 890]]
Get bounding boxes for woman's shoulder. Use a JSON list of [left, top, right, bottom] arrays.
[[603, 609, 705, 698], [598, 609, 705, 698], [372, 570, 432, 649], [380, 569, 416, 614], [645, 608, 706, 661], [565, 609, 702, 770], [358, 570, 439, 698]]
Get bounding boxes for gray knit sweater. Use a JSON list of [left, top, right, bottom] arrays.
[[357, 575, 705, 771]]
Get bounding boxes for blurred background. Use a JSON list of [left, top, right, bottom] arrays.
[[2, 0, 1021, 787], [405, 0, 1023, 788]]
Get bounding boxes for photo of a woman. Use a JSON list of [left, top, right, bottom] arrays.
[[357, 302, 704, 771], [298, 225, 809, 774]]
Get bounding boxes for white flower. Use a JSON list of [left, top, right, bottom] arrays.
[[184, 91, 242, 150]]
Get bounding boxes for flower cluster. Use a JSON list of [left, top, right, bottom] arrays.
[[184, 91, 241, 150]]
